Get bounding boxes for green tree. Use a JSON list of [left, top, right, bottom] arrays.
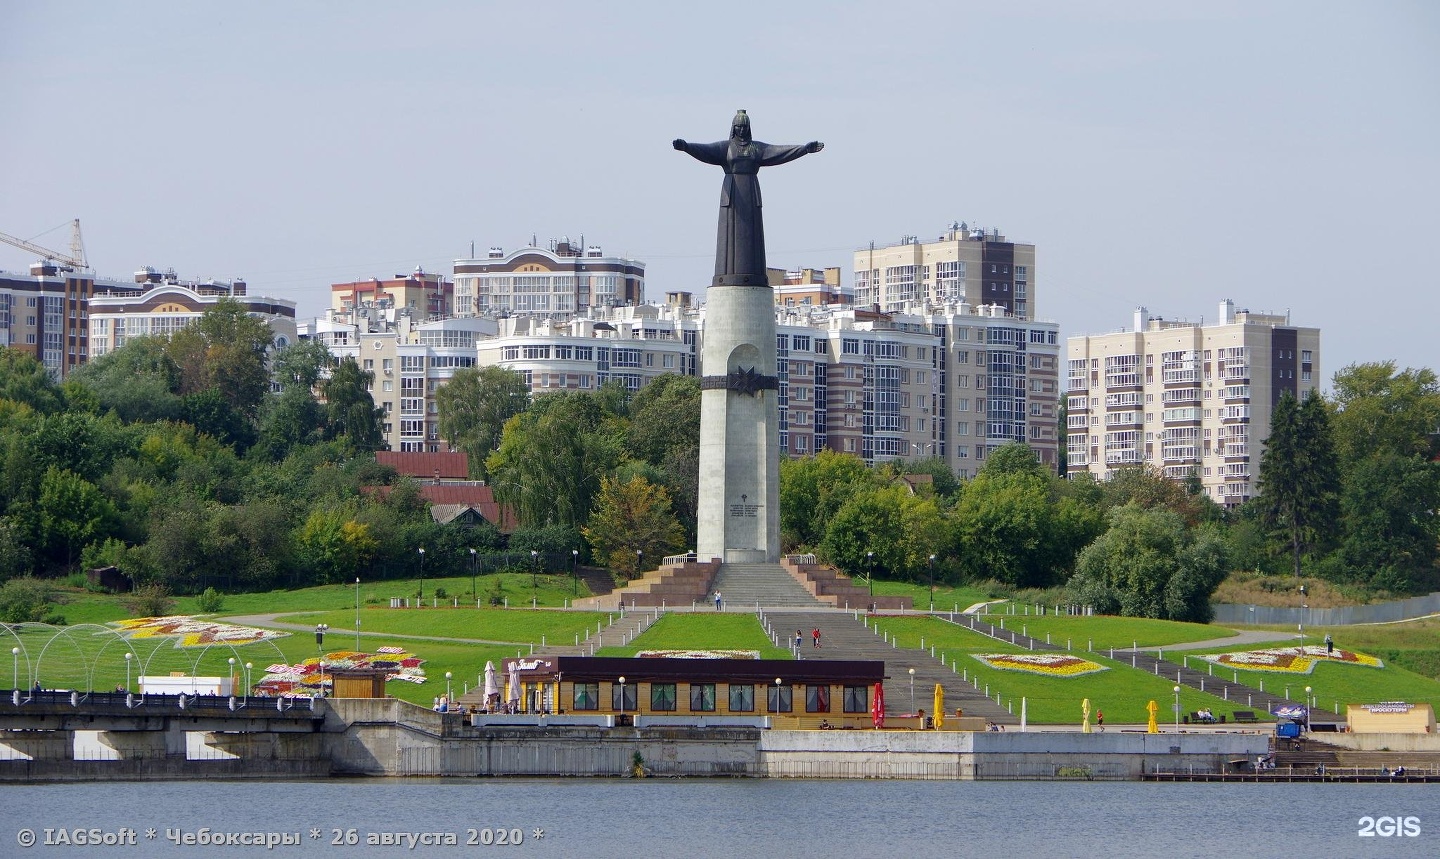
[[488, 392, 623, 529], [0, 577, 57, 623], [817, 485, 910, 584], [166, 298, 275, 421], [624, 374, 700, 465], [1257, 390, 1341, 576], [435, 366, 530, 479], [779, 450, 874, 548], [1338, 452, 1440, 593], [269, 339, 333, 391], [37, 466, 114, 570], [322, 358, 384, 452], [68, 335, 182, 424], [296, 505, 380, 585], [1330, 362, 1440, 466], [0, 516, 32, 582], [583, 475, 685, 580], [1069, 504, 1184, 619], [0, 347, 63, 414]]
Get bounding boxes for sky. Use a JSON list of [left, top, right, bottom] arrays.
[[2, 1, 1436, 384]]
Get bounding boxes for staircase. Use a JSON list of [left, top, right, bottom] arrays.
[[710, 563, 826, 609], [766, 609, 1014, 723]]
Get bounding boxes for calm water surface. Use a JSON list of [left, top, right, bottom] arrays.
[[4, 778, 1435, 858]]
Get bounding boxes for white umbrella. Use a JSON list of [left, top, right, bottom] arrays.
[[507, 660, 521, 712], [483, 661, 498, 709]]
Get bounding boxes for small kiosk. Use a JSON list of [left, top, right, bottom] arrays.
[[330, 668, 390, 699]]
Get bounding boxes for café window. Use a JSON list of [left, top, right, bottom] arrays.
[[767, 685, 793, 713], [572, 683, 599, 711], [728, 684, 755, 712], [651, 683, 677, 712], [689, 683, 717, 712], [610, 683, 637, 712], [806, 685, 831, 713], [842, 685, 869, 714]]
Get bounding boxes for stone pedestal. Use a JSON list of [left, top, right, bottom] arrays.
[[696, 285, 780, 563]]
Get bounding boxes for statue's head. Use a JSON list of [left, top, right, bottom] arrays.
[[730, 110, 752, 143]]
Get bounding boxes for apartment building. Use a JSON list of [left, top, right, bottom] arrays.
[[1066, 300, 1320, 506], [453, 238, 644, 317], [0, 268, 96, 378], [90, 270, 296, 359], [768, 266, 848, 307], [853, 224, 1036, 320], [331, 268, 452, 321]]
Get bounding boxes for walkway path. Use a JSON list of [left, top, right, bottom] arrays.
[[222, 613, 587, 650]]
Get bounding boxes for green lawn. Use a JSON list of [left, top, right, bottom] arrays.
[[967, 611, 1233, 650], [273, 607, 607, 645], [596, 613, 792, 659], [868, 580, 1004, 612]]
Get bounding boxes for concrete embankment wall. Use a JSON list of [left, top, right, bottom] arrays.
[[326, 699, 1266, 779]]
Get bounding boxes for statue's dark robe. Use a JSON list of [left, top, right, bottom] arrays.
[[676, 138, 814, 287]]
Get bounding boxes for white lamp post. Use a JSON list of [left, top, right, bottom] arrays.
[[244, 662, 253, 697], [123, 651, 132, 693], [908, 667, 916, 713], [774, 677, 782, 715], [1173, 685, 1181, 733], [1305, 685, 1313, 731], [228, 657, 236, 695], [417, 547, 425, 604], [928, 554, 936, 612], [618, 676, 626, 722], [354, 577, 362, 650], [446, 671, 453, 708], [315, 624, 329, 698], [15, 646, 23, 690]]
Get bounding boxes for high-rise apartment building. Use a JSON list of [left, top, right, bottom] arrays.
[[853, 224, 1035, 319], [453, 238, 644, 318], [331, 268, 452, 321], [1066, 300, 1320, 506]]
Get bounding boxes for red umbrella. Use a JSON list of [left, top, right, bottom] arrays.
[[871, 681, 885, 729]]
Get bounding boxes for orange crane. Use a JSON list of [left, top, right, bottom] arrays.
[[0, 218, 89, 274]]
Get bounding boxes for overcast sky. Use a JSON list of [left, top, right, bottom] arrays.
[[2, 1, 1436, 383]]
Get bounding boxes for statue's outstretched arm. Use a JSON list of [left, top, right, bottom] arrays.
[[673, 139, 727, 166], [759, 141, 824, 167]]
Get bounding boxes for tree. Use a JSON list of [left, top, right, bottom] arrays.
[[269, 339, 333, 391], [583, 475, 685, 580], [0, 577, 57, 623], [779, 450, 875, 548], [625, 374, 700, 465], [817, 485, 910, 583], [322, 358, 384, 452], [296, 504, 380, 585], [1338, 452, 1440, 593], [435, 366, 530, 479], [0, 517, 32, 582], [37, 466, 114, 570], [487, 392, 623, 529], [1330, 362, 1440, 466], [68, 335, 182, 423], [1257, 390, 1340, 576], [0, 347, 63, 414], [166, 298, 275, 420], [1070, 505, 1185, 619]]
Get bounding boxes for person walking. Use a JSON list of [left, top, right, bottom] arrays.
[[794, 630, 803, 652], [714, 591, 723, 611], [1096, 709, 1104, 731], [812, 628, 821, 648], [1324, 633, 1334, 656]]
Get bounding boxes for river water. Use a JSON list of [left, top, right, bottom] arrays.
[[4, 778, 1435, 857]]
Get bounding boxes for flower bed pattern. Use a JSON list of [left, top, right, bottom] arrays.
[[635, 649, 761, 660], [254, 648, 427, 697], [1199, 646, 1383, 675], [971, 653, 1108, 677], [110, 616, 290, 648]]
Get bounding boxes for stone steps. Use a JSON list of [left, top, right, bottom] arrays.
[[709, 563, 825, 609]]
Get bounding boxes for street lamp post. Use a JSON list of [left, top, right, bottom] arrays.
[[928, 554, 936, 612], [446, 671, 453, 709], [571, 549, 580, 597], [1305, 685, 1313, 732], [354, 577, 362, 650], [531, 550, 540, 607], [636, 549, 643, 577], [866, 551, 874, 599], [12, 646, 21, 690], [417, 547, 425, 605], [908, 667, 915, 713], [774, 677, 782, 716], [1173, 685, 1181, 733], [316, 624, 329, 698], [470, 548, 478, 606], [244, 662, 253, 697], [228, 657, 235, 693], [618, 676, 626, 722], [122, 651, 131, 693]]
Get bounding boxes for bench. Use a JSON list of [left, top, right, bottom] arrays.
[[1186, 711, 1223, 724], [1232, 710, 1259, 723]]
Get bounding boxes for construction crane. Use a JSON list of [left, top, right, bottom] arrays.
[[0, 219, 89, 275]]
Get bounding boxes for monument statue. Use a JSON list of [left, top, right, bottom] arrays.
[[674, 110, 824, 564], [673, 110, 823, 287]]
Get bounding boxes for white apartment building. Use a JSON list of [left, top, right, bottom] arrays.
[[853, 224, 1036, 320], [453, 238, 645, 317], [1066, 300, 1320, 506]]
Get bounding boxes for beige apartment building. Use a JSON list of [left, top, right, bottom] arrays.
[[1066, 300, 1320, 507], [853, 224, 1036, 320]]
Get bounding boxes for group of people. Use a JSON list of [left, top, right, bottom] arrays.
[[793, 628, 821, 650], [1195, 707, 1218, 723]]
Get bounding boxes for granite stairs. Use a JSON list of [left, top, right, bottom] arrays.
[[709, 563, 826, 610], [765, 609, 1015, 724]]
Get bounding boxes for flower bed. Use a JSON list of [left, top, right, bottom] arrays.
[[971, 653, 1108, 677], [110, 616, 290, 648], [1199, 645, 1383, 675], [254, 648, 427, 697], [635, 649, 761, 660]]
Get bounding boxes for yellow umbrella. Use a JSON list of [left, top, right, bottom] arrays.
[[1081, 697, 1091, 733], [933, 684, 944, 729], [1147, 699, 1160, 734]]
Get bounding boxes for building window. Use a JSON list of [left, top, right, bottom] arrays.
[[611, 683, 637, 712], [805, 685, 831, 713], [767, 685, 793, 713], [689, 683, 716, 712], [729, 684, 755, 712], [572, 683, 599, 711], [842, 686, 868, 713], [650, 683, 677, 712]]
